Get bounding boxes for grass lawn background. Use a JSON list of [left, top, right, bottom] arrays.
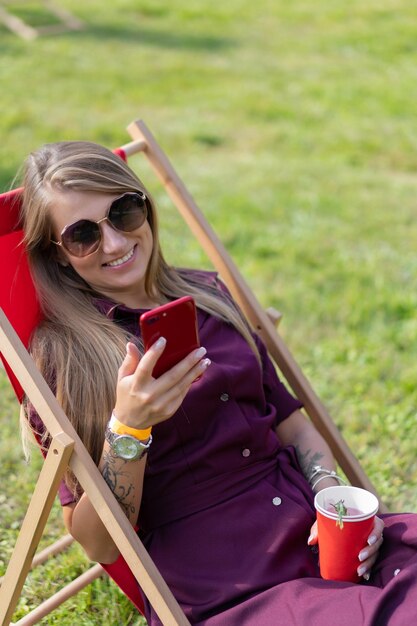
[[1, 1, 416, 623]]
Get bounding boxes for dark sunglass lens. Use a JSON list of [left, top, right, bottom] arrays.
[[62, 220, 100, 256], [110, 193, 147, 232]]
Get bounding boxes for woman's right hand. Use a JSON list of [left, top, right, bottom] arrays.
[[113, 338, 210, 430]]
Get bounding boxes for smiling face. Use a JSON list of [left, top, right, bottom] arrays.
[[49, 188, 156, 309]]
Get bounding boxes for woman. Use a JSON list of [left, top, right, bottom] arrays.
[[21, 141, 416, 625]]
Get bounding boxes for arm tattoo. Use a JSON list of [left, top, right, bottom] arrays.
[[101, 449, 136, 518], [295, 446, 324, 482]]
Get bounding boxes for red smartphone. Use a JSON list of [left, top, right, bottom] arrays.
[[139, 296, 200, 378]]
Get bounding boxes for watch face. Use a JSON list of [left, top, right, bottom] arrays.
[[113, 435, 141, 460]]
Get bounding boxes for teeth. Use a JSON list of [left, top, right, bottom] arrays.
[[106, 248, 134, 267]]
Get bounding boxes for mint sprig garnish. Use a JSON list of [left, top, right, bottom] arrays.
[[331, 499, 348, 529]]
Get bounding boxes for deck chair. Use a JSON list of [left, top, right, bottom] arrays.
[[0, 1, 83, 41], [0, 119, 386, 626]]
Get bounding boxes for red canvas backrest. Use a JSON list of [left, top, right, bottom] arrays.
[[0, 187, 24, 235], [0, 188, 42, 402]]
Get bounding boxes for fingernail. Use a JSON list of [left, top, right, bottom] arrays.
[[368, 535, 377, 546], [307, 534, 314, 545], [358, 549, 369, 562], [357, 565, 367, 577], [155, 337, 166, 349], [195, 347, 207, 359], [200, 358, 211, 369], [126, 341, 139, 356]]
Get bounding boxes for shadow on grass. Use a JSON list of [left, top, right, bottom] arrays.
[[0, 22, 236, 53], [76, 22, 236, 52]]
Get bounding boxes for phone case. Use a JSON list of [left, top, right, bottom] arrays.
[[139, 296, 200, 378]]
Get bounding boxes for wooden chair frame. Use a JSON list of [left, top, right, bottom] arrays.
[[0, 1, 83, 41], [0, 119, 385, 626]]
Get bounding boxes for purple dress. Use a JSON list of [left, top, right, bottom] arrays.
[[48, 272, 417, 625]]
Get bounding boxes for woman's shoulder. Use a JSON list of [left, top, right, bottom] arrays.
[[177, 267, 219, 285], [177, 267, 230, 293]]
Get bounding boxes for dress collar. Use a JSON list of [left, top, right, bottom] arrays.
[[92, 296, 149, 319]]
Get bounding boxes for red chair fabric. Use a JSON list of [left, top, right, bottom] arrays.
[[101, 550, 145, 613], [0, 149, 145, 614], [0, 189, 42, 402]]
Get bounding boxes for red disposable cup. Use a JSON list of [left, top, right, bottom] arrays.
[[314, 485, 379, 582]]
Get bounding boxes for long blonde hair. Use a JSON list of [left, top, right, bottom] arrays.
[[20, 141, 259, 494]]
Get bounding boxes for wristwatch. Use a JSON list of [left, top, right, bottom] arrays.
[[105, 428, 152, 461]]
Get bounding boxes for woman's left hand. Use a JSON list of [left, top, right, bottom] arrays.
[[307, 515, 385, 581]]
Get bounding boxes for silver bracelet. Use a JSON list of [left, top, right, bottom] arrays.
[[308, 464, 343, 483], [310, 472, 347, 492], [308, 465, 346, 489], [308, 464, 331, 483]]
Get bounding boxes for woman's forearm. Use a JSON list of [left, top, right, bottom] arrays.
[[65, 440, 146, 564], [291, 426, 340, 492], [98, 441, 146, 522], [276, 409, 341, 492]]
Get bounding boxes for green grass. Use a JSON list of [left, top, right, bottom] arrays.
[[1, 0, 417, 623], [3, 2, 64, 28]]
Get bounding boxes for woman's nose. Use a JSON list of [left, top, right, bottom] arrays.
[[100, 220, 127, 253]]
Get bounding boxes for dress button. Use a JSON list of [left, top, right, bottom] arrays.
[[272, 497, 282, 506], [241, 448, 251, 458], [220, 393, 229, 402], [393, 569, 401, 576]]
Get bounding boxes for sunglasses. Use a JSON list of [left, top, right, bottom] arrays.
[[51, 192, 149, 258]]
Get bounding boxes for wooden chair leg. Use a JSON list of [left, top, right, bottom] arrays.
[[11, 564, 104, 626], [0, 1, 83, 40], [0, 533, 103, 626], [29, 534, 74, 570], [0, 432, 74, 626]]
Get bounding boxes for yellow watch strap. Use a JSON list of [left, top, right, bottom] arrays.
[[109, 413, 152, 441]]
